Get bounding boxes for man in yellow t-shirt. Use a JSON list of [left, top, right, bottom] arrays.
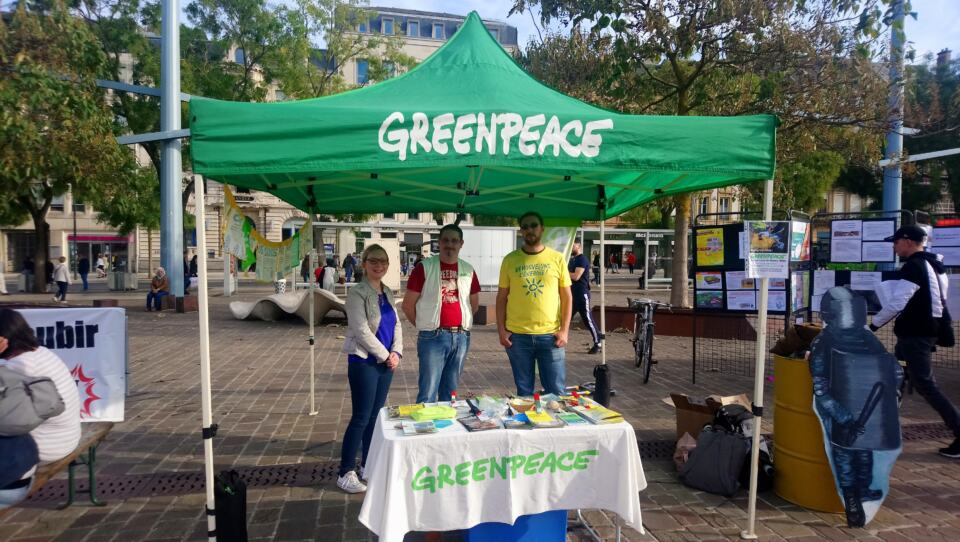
[[496, 211, 573, 396]]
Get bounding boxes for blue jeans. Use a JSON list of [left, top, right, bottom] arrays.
[[55, 281, 68, 301], [146, 290, 168, 310], [80, 272, 89, 291], [0, 479, 32, 510], [345, 267, 354, 283], [896, 335, 960, 437], [416, 330, 470, 403], [339, 361, 393, 476], [505, 333, 566, 396]]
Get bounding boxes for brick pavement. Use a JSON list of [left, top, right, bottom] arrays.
[[1, 280, 958, 541]]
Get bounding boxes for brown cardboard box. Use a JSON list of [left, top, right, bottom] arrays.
[[664, 392, 751, 440]]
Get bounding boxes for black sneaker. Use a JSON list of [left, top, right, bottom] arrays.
[[588, 344, 601, 354], [939, 438, 960, 458]]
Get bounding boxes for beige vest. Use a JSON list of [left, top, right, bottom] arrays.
[[415, 256, 475, 331]]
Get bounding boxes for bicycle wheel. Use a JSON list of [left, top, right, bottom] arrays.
[[633, 322, 644, 367], [641, 325, 654, 384]]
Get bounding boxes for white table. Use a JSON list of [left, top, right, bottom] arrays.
[[358, 409, 647, 542]]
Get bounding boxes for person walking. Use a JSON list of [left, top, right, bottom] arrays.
[[78, 256, 90, 291], [496, 211, 572, 396], [569, 243, 602, 354], [44, 259, 54, 293], [343, 253, 356, 283], [626, 251, 637, 274], [52, 257, 70, 303], [145, 267, 169, 311], [870, 225, 960, 458], [21, 257, 34, 293], [592, 252, 601, 285], [337, 244, 402, 494], [402, 224, 480, 403], [95, 254, 107, 278]]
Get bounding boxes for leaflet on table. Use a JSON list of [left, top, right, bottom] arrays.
[[458, 415, 502, 432], [932, 227, 960, 247], [745, 221, 789, 279], [727, 290, 757, 311], [862, 220, 895, 241], [831, 220, 863, 263], [725, 271, 756, 290], [696, 272, 723, 290], [850, 271, 882, 291], [861, 242, 893, 262], [934, 246, 960, 266], [813, 270, 836, 295]]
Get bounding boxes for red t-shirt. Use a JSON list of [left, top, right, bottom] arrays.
[[407, 261, 481, 327]]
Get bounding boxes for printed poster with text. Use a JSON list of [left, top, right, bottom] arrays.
[[745, 221, 789, 279], [790, 221, 811, 261], [696, 228, 725, 267]]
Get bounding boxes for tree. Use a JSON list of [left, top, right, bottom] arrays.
[[0, 3, 137, 292], [512, 0, 893, 306]]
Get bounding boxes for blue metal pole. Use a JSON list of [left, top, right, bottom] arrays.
[[883, 0, 905, 217], [160, 0, 184, 297]]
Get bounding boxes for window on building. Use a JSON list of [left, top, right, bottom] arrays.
[[382, 213, 395, 220], [849, 194, 862, 212], [73, 198, 85, 213], [51, 194, 65, 212], [409, 212, 420, 221], [356, 59, 368, 85], [234, 48, 245, 64], [358, 20, 368, 33], [381, 231, 398, 239], [407, 20, 420, 37], [832, 192, 844, 212], [698, 197, 709, 217], [432, 23, 444, 39], [489, 27, 500, 42], [382, 18, 394, 35], [718, 197, 731, 214]]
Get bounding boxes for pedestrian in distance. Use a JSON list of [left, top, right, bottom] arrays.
[[95, 254, 107, 278], [21, 257, 34, 293], [402, 224, 480, 404], [343, 253, 356, 283], [496, 211, 573, 396], [870, 225, 960, 458], [52, 257, 70, 303], [145, 267, 169, 312], [592, 252, 601, 285], [568, 243, 602, 354], [78, 256, 90, 291], [337, 244, 402, 494]]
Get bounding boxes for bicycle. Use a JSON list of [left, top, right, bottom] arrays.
[[628, 297, 670, 384]]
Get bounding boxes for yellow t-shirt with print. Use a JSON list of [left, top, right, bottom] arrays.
[[498, 246, 572, 334]]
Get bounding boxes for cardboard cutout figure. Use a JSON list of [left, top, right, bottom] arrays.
[[809, 287, 902, 527]]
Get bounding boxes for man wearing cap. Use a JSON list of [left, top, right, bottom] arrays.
[[870, 224, 960, 458], [402, 224, 480, 403]]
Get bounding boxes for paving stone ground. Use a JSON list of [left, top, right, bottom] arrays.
[[1, 273, 958, 541]]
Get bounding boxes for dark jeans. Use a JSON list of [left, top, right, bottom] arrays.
[[416, 330, 470, 403], [80, 272, 89, 291], [505, 333, 566, 396], [896, 335, 960, 437], [339, 361, 393, 476], [146, 290, 168, 310], [55, 281, 68, 301]]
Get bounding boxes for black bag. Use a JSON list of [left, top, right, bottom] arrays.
[[712, 404, 752, 434], [214, 470, 248, 542], [935, 278, 954, 348], [679, 426, 750, 497]]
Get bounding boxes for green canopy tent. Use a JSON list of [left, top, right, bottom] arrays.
[[188, 11, 778, 539]]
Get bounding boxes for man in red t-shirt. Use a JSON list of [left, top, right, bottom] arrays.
[[402, 224, 480, 403]]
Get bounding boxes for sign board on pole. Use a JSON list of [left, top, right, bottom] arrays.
[[19, 307, 127, 422]]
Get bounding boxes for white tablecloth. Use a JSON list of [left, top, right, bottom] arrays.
[[358, 409, 647, 542]]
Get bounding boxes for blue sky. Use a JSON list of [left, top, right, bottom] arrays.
[[381, 0, 960, 61]]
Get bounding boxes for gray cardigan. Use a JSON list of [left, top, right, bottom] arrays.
[[342, 279, 403, 362]]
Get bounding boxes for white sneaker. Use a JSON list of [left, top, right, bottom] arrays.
[[359, 466, 368, 481], [337, 471, 367, 494]]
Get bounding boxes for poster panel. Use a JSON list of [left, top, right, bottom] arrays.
[[19, 308, 127, 422], [862, 242, 894, 262], [695, 272, 723, 290], [831, 220, 863, 263], [745, 221, 789, 278], [862, 220, 894, 242], [727, 290, 757, 311], [790, 221, 811, 261], [725, 271, 755, 290], [695, 291, 724, 309], [696, 228, 725, 266], [791, 271, 810, 312]]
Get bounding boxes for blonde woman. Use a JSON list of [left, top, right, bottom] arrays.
[[52, 256, 71, 303], [337, 244, 402, 493]]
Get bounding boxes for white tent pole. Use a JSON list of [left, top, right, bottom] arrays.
[[308, 248, 318, 416], [600, 219, 607, 364], [742, 178, 775, 540], [193, 175, 217, 542]]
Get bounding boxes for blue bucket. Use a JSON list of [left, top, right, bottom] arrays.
[[465, 510, 567, 542]]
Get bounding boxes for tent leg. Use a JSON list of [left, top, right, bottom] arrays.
[[309, 249, 318, 416], [193, 175, 217, 542], [593, 219, 612, 406], [741, 178, 775, 540]]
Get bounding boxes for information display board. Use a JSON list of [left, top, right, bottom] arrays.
[[829, 218, 895, 263]]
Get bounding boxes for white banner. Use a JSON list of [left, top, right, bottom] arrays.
[[20, 308, 127, 422]]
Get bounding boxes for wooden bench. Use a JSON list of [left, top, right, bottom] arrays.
[[27, 422, 114, 509]]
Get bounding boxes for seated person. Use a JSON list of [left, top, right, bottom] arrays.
[[146, 267, 169, 311], [0, 309, 81, 508]]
